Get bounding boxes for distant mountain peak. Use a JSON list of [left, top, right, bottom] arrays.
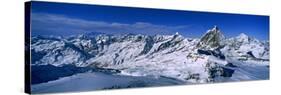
[[236, 33, 250, 43], [237, 33, 249, 39], [175, 32, 179, 35]]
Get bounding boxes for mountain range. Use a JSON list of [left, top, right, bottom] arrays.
[[30, 26, 269, 84]]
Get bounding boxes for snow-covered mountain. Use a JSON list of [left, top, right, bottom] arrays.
[[222, 33, 269, 60], [31, 26, 269, 84]]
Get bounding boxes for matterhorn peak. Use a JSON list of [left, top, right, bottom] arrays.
[[211, 25, 219, 31], [197, 25, 225, 49]]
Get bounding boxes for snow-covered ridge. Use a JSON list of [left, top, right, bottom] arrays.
[[31, 26, 269, 83]]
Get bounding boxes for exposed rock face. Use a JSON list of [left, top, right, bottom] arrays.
[[197, 26, 225, 49], [205, 61, 235, 82]]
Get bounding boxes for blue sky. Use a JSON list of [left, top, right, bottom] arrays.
[[30, 1, 269, 40]]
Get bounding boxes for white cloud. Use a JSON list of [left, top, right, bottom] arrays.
[[31, 13, 189, 36]]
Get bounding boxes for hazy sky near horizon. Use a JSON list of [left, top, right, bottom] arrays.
[[30, 1, 269, 40]]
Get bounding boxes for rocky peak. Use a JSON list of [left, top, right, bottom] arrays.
[[211, 25, 219, 32], [197, 25, 225, 49]]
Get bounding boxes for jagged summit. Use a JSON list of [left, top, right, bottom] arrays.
[[211, 25, 219, 32], [197, 25, 225, 49]]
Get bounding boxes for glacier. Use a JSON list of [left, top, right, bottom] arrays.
[[30, 26, 269, 93]]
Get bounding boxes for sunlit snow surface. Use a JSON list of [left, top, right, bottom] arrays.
[[31, 72, 186, 93], [31, 59, 269, 93]]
